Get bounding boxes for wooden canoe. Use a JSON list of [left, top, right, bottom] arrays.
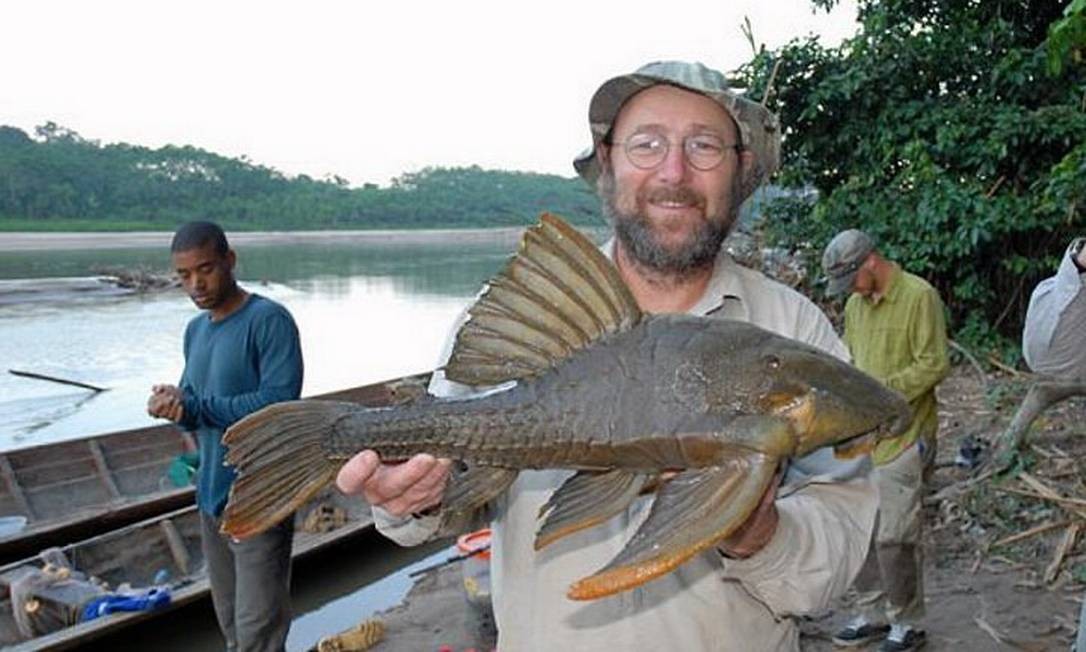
[[0, 373, 431, 564], [0, 489, 374, 650], [0, 372, 433, 650]]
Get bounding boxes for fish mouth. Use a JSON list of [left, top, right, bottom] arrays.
[[766, 386, 892, 458], [833, 432, 877, 459], [832, 408, 906, 459], [766, 391, 815, 444], [887, 405, 912, 438]]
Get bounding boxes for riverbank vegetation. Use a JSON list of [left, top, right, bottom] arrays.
[[0, 125, 601, 231], [736, 0, 1085, 358]]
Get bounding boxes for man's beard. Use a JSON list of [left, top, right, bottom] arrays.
[[599, 172, 739, 278]]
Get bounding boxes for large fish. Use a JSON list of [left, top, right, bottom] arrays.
[[221, 213, 910, 600]]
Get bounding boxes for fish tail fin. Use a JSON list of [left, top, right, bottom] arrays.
[[221, 400, 353, 539]]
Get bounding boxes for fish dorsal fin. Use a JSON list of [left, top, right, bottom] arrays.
[[444, 213, 642, 386]]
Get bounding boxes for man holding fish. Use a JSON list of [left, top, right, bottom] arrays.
[[329, 61, 887, 650]]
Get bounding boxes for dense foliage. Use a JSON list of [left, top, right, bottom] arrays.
[[735, 0, 1085, 358], [0, 123, 601, 230]]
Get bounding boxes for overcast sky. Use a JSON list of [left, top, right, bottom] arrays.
[[1, 0, 858, 187]]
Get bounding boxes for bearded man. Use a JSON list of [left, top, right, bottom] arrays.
[[336, 61, 878, 651]]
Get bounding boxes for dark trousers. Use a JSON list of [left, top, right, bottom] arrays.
[[200, 511, 294, 652]]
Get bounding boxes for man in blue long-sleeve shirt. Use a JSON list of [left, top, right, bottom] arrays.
[[148, 221, 303, 652]]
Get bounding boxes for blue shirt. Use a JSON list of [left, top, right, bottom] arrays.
[[178, 294, 304, 516]]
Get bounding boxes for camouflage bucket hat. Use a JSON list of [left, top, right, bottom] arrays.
[[573, 60, 781, 201]]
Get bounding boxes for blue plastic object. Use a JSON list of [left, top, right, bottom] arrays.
[[80, 587, 171, 621]]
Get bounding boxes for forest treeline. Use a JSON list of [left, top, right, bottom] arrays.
[[0, 123, 601, 231]]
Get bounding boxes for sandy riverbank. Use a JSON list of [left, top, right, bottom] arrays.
[[0, 227, 531, 252]]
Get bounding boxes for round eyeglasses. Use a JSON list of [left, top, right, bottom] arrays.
[[619, 131, 741, 171]]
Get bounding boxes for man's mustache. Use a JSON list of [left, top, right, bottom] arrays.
[[641, 186, 706, 208]]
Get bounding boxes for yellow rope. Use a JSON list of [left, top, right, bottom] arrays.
[[316, 618, 385, 652]]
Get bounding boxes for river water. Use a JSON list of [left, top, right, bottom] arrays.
[[0, 233, 530, 451]]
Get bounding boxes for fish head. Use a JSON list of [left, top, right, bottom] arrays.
[[748, 338, 911, 458]]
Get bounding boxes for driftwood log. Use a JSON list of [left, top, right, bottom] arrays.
[[90, 265, 178, 293], [989, 376, 1086, 471], [8, 370, 107, 393]]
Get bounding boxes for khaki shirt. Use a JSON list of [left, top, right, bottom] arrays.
[[1022, 238, 1086, 377], [376, 246, 878, 651], [843, 264, 950, 465]]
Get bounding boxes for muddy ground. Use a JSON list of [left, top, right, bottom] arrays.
[[803, 366, 1086, 651], [357, 365, 1084, 651]]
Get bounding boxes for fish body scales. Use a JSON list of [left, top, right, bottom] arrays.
[[329, 394, 575, 468]]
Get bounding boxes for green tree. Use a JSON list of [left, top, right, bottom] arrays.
[[1047, 0, 1086, 73], [735, 0, 1085, 359], [0, 126, 601, 231]]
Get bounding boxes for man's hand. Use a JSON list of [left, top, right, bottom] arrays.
[[147, 384, 184, 423], [336, 451, 451, 517], [718, 469, 782, 559]]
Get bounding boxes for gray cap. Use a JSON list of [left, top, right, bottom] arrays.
[[572, 61, 781, 202], [822, 229, 876, 296]]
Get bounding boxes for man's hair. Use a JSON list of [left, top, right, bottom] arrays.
[[171, 221, 229, 255]]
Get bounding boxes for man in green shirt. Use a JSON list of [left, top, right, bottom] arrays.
[[821, 229, 950, 652]]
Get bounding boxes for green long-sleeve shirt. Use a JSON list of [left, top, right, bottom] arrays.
[[843, 264, 950, 465]]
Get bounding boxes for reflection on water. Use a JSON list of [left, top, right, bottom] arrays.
[[0, 234, 545, 451], [285, 538, 452, 651], [2, 391, 104, 435]]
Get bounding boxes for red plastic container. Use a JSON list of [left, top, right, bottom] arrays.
[[455, 528, 492, 608]]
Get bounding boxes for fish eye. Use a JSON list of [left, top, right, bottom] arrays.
[[764, 355, 781, 370]]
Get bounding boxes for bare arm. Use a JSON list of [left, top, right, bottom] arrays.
[[716, 469, 781, 558]]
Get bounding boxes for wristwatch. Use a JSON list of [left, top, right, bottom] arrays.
[[1072, 238, 1086, 273]]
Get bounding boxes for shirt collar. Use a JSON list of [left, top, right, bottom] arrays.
[[696, 249, 748, 317], [873, 262, 903, 305]]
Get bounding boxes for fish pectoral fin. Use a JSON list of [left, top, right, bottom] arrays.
[[567, 451, 779, 600], [534, 470, 651, 551], [441, 464, 518, 517]]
